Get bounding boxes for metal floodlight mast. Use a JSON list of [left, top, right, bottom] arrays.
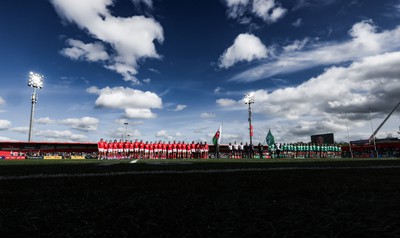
[[124, 122, 128, 140], [244, 93, 255, 145], [28, 72, 44, 142]]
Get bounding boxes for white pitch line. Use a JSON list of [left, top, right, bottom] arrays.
[[1, 165, 400, 181]]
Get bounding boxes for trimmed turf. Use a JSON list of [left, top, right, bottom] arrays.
[[1, 159, 400, 237]]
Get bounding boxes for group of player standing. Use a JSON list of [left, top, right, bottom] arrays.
[[269, 142, 342, 159], [97, 138, 209, 160], [227, 142, 342, 159]]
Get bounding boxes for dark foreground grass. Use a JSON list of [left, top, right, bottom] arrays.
[[1, 159, 400, 237]]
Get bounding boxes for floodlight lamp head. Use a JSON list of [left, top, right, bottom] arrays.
[[244, 93, 255, 104], [28, 72, 44, 89]]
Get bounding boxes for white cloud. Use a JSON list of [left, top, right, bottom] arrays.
[[87, 86, 162, 119], [10, 127, 28, 134], [224, 0, 286, 24], [131, 0, 153, 9], [283, 38, 309, 52], [60, 39, 109, 62], [219, 51, 400, 139], [0, 97, 5, 106], [292, 18, 303, 27], [214, 87, 223, 94], [216, 98, 238, 107], [252, 0, 286, 23], [143, 78, 151, 84], [0, 136, 16, 141], [231, 20, 400, 82], [86, 86, 100, 94], [173, 104, 187, 112], [36, 117, 56, 125], [59, 117, 99, 131], [224, 0, 249, 19], [51, 0, 164, 84], [0, 120, 11, 130], [219, 33, 268, 68], [125, 108, 157, 119], [155, 130, 182, 140], [200, 112, 216, 119], [36, 130, 88, 142]]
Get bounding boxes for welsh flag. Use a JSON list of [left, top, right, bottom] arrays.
[[266, 129, 275, 146], [212, 125, 222, 146]]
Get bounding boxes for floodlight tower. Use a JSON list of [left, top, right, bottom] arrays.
[[244, 93, 255, 145], [124, 122, 128, 140], [27, 72, 44, 142], [344, 113, 353, 158]]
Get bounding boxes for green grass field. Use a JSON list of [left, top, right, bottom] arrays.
[[1, 158, 400, 237]]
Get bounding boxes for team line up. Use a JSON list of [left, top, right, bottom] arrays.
[[97, 138, 210, 160]]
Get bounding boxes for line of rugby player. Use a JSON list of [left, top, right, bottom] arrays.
[[227, 142, 342, 159], [97, 138, 209, 160], [269, 143, 342, 159]]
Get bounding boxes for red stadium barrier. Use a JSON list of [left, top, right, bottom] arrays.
[[5, 156, 25, 160]]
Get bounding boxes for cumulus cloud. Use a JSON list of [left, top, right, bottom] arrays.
[[252, 0, 286, 23], [216, 98, 238, 107], [87, 86, 162, 119], [155, 130, 182, 140], [219, 51, 400, 138], [125, 108, 157, 119], [200, 112, 216, 119], [219, 33, 268, 68], [36, 117, 56, 125], [173, 104, 187, 112], [36, 130, 88, 142], [60, 39, 109, 62], [51, 0, 164, 84], [224, 0, 286, 24], [59, 117, 99, 131], [231, 20, 400, 82], [0, 120, 11, 130]]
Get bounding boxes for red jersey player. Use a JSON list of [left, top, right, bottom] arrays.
[[98, 138, 105, 160]]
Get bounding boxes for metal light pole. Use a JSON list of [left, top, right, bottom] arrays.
[[124, 122, 128, 140], [27, 72, 44, 142], [345, 113, 353, 158], [244, 93, 255, 145], [369, 108, 378, 158]]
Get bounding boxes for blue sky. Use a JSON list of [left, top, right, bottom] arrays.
[[1, 0, 400, 143]]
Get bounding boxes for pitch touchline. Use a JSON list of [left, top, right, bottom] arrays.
[[1, 165, 400, 181]]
